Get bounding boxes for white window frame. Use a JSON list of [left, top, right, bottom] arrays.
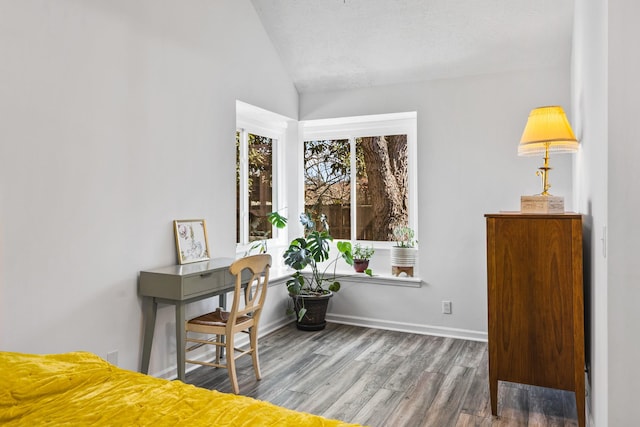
[[235, 101, 289, 254], [300, 112, 418, 248]]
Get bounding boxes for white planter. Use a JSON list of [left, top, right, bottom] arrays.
[[390, 246, 417, 267]]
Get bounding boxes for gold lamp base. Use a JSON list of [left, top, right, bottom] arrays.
[[520, 195, 564, 214]]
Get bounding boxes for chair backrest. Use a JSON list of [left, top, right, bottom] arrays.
[[227, 254, 272, 325]]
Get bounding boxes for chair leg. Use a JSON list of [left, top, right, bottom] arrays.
[[215, 334, 222, 364], [226, 334, 239, 394], [250, 327, 261, 381]]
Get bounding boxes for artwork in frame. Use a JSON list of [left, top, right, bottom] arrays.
[[173, 219, 211, 264]]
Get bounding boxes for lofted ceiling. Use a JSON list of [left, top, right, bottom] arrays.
[[250, 0, 575, 93]]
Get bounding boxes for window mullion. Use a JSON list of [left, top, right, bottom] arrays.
[[240, 129, 250, 244], [272, 135, 284, 242], [350, 136, 357, 242]]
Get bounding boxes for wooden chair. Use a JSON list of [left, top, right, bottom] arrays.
[[185, 254, 271, 394]]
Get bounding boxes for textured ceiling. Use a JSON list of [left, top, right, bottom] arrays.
[[250, 0, 574, 93]]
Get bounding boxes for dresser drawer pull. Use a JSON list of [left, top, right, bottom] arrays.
[[199, 273, 213, 278]]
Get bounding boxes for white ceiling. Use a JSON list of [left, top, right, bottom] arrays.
[[250, 0, 575, 93]]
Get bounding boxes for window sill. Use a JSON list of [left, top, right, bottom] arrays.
[[268, 267, 422, 288], [336, 271, 422, 288]]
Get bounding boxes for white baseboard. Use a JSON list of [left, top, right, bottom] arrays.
[[326, 313, 488, 342]]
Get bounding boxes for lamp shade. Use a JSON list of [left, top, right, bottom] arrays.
[[518, 106, 578, 156]]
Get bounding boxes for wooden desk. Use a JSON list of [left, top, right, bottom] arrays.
[[139, 257, 235, 381]]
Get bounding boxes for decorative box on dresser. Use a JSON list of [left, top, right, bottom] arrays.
[[485, 212, 585, 427]]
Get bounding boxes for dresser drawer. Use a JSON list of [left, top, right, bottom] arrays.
[[183, 272, 230, 298]]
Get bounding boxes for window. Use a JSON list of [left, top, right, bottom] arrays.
[[236, 101, 288, 249], [236, 131, 274, 243], [301, 112, 417, 243]]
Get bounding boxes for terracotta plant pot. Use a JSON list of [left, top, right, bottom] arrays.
[[353, 259, 370, 273]]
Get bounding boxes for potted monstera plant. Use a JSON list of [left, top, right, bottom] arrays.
[[283, 213, 353, 331]]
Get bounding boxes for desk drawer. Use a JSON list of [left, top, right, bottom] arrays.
[[183, 272, 231, 298]]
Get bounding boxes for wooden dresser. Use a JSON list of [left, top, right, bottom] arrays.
[[485, 213, 585, 427]]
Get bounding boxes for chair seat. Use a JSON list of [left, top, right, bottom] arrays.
[[188, 308, 251, 327]]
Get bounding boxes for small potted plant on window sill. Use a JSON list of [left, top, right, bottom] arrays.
[[352, 243, 375, 275], [283, 213, 354, 331], [390, 225, 417, 277]]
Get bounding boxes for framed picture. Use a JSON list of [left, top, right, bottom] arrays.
[[173, 219, 211, 264]]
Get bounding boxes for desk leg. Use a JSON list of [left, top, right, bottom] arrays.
[[175, 302, 186, 381], [140, 297, 157, 374]]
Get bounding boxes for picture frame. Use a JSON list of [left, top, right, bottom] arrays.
[[173, 219, 211, 264]]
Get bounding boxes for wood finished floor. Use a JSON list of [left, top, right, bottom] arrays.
[[185, 323, 580, 427]]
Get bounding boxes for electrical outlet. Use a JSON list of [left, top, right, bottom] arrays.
[[442, 300, 452, 314], [106, 350, 118, 366]]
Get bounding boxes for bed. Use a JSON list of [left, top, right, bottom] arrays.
[[0, 351, 362, 426]]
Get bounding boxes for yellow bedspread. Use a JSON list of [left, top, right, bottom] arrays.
[[0, 351, 362, 426]]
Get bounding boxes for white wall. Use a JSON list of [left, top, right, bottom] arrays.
[[300, 67, 573, 336], [0, 0, 298, 376], [574, 2, 640, 425], [608, 1, 640, 425], [572, 1, 608, 425]]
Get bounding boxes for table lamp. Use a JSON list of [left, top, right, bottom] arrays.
[[518, 105, 578, 213]]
